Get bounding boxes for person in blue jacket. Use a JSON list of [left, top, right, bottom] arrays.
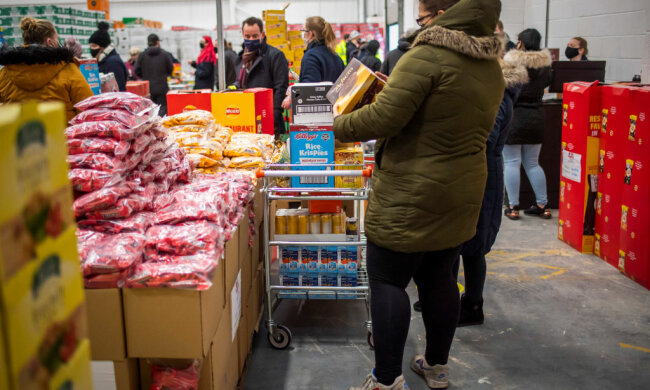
[[413, 56, 529, 326], [89, 22, 127, 92], [281, 16, 345, 111]]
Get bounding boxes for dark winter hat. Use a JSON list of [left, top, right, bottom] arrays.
[[147, 33, 160, 46], [89, 21, 111, 48], [366, 40, 380, 55]]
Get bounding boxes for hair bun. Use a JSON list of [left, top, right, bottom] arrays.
[[20, 17, 37, 32], [97, 21, 110, 31]]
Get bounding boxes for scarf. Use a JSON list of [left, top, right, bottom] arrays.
[[97, 43, 115, 63], [238, 48, 260, 88], [197, 36, 216, 64]]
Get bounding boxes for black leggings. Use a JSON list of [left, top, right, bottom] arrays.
[[454, 254, 487, 304], [367, 241, 462, 386]]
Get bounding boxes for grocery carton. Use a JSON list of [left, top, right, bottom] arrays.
[[558, 82, 601, 253], [290, 82, 334, 124], [126, 80, 150, 98], [289, 125, 335, 188], [211, 88, 274, 134], [167, 89, 213, 116], [263, 9, 285, 21], [327, 58, 386, 116], [335, 146, 364, 189], [0, 101, 91, 390], [78, 58, 101, 95]]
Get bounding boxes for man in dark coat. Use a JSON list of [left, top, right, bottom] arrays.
[[237, 17, 289, 136], [360, 40, 382, 72], [345, 30, 361, 64], [380, 29, 416, 76], [89, 22, 127, 91], [213, 39, 237, 88], [136, 34, 173, 116]]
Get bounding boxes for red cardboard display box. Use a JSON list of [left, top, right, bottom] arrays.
[[595, 85, 633, 266], [126, 81, 150, 98], [618, 87, 650, 289], [211, 88, 273, 134], [558, 82, 601, 253], [167, 89, 213, 116]]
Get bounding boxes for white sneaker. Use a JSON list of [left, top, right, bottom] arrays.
[[410, 355, 449, 389], [349, 370, 409, 390]]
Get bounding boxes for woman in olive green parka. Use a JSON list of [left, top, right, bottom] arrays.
[[342, 1, 505, 389]]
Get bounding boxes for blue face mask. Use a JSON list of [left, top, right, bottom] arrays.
[[243, 38, 261, 52]]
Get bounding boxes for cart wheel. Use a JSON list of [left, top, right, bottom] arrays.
[[367, 332, 375, 349], [268, 325, 292, 350]]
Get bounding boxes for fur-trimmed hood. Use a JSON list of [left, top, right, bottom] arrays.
[[503, 49, 553, 70], [413, 25, 502, 60], [0, 45, 75, 65], [500, 60, 529, 89]]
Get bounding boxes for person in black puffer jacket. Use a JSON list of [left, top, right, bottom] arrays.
[[89, 22, 127, 91], [380, 29, 416, 76], [136, 34, 173, 116], [360, 40, 381, 72], [502, 28, 553, 220]]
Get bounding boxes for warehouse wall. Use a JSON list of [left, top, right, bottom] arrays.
[[499, 0, 650, 82]]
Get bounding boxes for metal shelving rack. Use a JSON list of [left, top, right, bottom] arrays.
[[256, 164, 374, 350]]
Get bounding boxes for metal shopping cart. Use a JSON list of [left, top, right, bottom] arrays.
[[256, 164, 374, 350]]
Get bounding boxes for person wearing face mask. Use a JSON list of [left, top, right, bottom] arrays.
[[341, 0, 505, 388], [189, 36, 216, 90], [346, 30, 362, 64], [89, 21, 127, 92], [237, 16, 289, 136], [213, 39, 237, 87], [566, 37, 589, 61], [0, 17, 93, 122]]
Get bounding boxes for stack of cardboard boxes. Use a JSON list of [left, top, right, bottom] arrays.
[[559, 82, 650, 289], [0, 101, 93, 389], [86, 196, 266, 389], [263, 9, 307, 74]]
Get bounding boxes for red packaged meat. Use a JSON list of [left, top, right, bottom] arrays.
[[131, 131, 155, 154], [76, 229, 109, 262], [149, 361, 200, 390], [84, 193, 151, 220], [66, 152, 141, 173], [127, 169, 155, 185], [155, 200, 225, 225], [65, 120, 145, 141], [73, 183, 134, 217], [77, 212, 155, 234], [69, 107, 154, 128], [69, 169, 123, 192], [83, 232, 145, 276], [140, 141, 168, 166], [84, 268, 132, 289], [145, 221, 222, 258], [67, 137, 131, 157], [74, 92, 156, 114], [150, 123, 168, 139], [126, 255, 218, 290]]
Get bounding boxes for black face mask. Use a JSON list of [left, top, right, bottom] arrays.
[[566, 47, 580, 60], [200, 43, 205, 49], [90, 48, 101, 58]]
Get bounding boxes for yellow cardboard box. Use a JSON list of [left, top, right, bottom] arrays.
[[267, 38, 290, 50], [266, 20, 287, 37], [335, 147, 364, 188], [0, 101, 91, 389], [263, 9, 285, 21], [266, 32, 287, 42], [327, 58, 386, 116]]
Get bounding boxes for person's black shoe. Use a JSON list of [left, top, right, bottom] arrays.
[[457, 294, 484, 327], [413, 300, 422, 312], [524, 204, 552, 219]]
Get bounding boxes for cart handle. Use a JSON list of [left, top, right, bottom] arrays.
[[256, 167, 373, 178]]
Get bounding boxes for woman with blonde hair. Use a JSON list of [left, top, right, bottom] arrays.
[[299, 16, 345, 82], [0, 17, 93, 121]]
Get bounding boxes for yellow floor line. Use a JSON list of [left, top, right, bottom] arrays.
[[620, 343, 650, 354]]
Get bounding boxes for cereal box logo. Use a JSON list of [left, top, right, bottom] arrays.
[[629, 115, 637, 141], [225, 106, 241, 117], [322, 133, 331, 141], [621, 205, 629, 231], [624, 159, 634, 185], [618, 250, 626, 272], [596, 192, 602, 215], [294, 132, 319, 141]]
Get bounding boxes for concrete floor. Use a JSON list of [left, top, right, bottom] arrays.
[[242, 214, 650, 390]]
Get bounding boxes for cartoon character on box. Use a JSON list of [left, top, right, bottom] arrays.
[[596, 192, 603, 215], [599, 150, 605, 173], [563, 104, 568, 127], [629, 115, 637, 141], [624, 159, 634, 185], [602, 109, 608, 135], [618, 250, 626, 272], [558, 220, 564, 241], [594, 234, 601, 257], [621, 205, 629, 231], [560, 181, 566, 203]]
